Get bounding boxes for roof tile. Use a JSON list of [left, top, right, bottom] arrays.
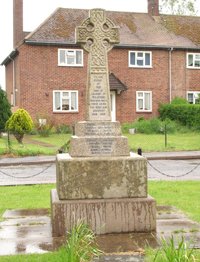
[[25, 8, 200, 48]]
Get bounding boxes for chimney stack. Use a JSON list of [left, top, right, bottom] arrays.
[[13, 0, 24, 47], [148, 0, 159, 16]]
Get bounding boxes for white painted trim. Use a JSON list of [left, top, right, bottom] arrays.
[[128, 50, 152, 68], [58, 49, 83, 67], [186, 53, 200, 69], [53, 90, 79, 112], [110, 91, 116, 122], [187, 91, 200, 104], [136, 91, 152, 112]]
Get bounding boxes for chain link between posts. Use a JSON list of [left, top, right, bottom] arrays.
[[0, 163, 53, 179], [147, 159, 200, 178], [0, 159, 200, 180]]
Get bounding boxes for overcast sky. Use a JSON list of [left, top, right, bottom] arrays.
[[0, 0, 199, 89]]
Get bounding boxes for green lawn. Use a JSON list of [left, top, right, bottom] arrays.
[[0, 132, 200, 156], [0, 182, 200, 261], [0, 181, 199, 222], [0, 184, 54, 219], [0, 134, 71, 156], [126, 133, 200, 152]]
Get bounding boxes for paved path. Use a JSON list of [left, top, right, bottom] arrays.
[[0, 152, 200, 185], [1, 150, 200, 166]]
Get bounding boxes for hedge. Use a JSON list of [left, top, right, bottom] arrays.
[[159, 104, 200, 129]]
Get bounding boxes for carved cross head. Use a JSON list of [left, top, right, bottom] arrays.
[[76, 9, 119, 53]]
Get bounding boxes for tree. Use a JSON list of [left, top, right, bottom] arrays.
[[6, 108, 33, 143], [160, 0, 197, 15], [0, 87, 12, 132]]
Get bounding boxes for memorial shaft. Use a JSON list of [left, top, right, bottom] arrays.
[[76, 9, 119, 121]]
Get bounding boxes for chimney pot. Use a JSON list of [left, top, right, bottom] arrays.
[[13, 0, 24, 47], [148, 0, 159, 16]]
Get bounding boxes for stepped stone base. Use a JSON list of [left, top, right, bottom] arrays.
[[56, 153, 147, 200], [69, 121, 129, 157], [51, 189, 156, 236], [69, 136, 129, 157]]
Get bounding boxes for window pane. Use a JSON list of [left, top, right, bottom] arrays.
[[76, 51, 82, 65], [55, 92, 60, 110], [194, 93, 200, 104], [145, 53, 150, 66], [71, 92, 77, 110], [63, 92, 69, 98], [194, 60, 200, 67], [66, 51, 75, 64], [59, 50, 65, 64], [137, 92, 143, 97], [138, 99, 143, 110], [188, 55, 193, 66], [144, 93, 150, 110], [137, 52, 143, 57], [187, 93, 193, 103], [137, 59, 143, 66], [195, 54, 200, 60], [130, 52, 135, 65], [62, 98, 69, 110]]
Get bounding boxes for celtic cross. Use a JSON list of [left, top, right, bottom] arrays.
[[76, 9, 119, 121]]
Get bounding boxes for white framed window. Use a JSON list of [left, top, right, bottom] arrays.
[[136, 91, 152, 112], [187, 53, 200, 69], [187, 91, 200, 104], [129, 51, 152, 68], [58, 49, 83, 66], [53, 90, 78, 112]]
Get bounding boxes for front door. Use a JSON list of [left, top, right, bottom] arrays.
[[110, 91, 116, 122]]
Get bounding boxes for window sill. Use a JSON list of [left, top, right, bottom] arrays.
[[136, 110, 152, 113], [53, 111, 79, 114], [129, 66, 152, 69], [58, 64, 83, 67], [186, 66, 200, 69]]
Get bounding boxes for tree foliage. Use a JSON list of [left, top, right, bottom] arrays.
[[6, 108, 33, 143], [159, 103, 200, 129], [160, 0, 197, 15], [0, 87, 12, 131]]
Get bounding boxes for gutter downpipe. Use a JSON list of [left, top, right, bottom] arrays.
[[169, 47, 173, 103], [8, 56, 15, 106]]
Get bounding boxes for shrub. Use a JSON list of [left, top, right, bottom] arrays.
[[63, 221, 103, 262], [146, 236, 196, 262], [0, 87, 12, 132], [159, 103, 200, 129], [35, 115, 54, 137], [122, 118, 176, 134], [6, 108, 33, 143], [171, 97, 189, 105], [56, 124, 72, 134]]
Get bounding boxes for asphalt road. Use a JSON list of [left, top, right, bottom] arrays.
[[0, 159, 200, 186]]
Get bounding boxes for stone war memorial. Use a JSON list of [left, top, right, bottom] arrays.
[[51, 9, 156, 236]]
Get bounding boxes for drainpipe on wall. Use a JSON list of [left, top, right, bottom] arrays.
[[9, 56, 16, 106], [169, 47, 173, 103]]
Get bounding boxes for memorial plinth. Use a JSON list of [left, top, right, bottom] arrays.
[[51, 9, 156, 236]]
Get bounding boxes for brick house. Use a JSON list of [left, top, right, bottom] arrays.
[[1, 0, 200, 125]]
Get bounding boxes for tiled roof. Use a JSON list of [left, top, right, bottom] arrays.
[[109, 73, 127, 93], [25, 8, 200, 49]]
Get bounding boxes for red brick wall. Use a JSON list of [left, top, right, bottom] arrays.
[[18, 44, 87, 125], [171, 50, 187, 98], [5, 62, 13, 105], [108, 48, 169, 123], [13, 0, 23, 47], [186, 55, 200, 93], [7, 44, 200, 126]]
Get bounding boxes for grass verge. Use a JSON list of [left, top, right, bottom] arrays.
[[127, 133, 200, 152], [0, 182, 200, 260], [1, 132, 200, 156], [0, 181, 199, 222]]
